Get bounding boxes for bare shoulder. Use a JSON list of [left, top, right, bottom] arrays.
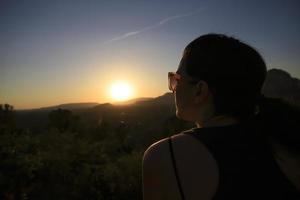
[[142, 136, 182, 200], [143, 137, 170, 164], [170, 132, 219, 200], [143, 132, 219, 200], [142, 131, 198, 165]]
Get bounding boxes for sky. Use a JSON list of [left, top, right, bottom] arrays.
[[1, 0, 300, 109]]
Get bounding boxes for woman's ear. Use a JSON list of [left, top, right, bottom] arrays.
[[194, 81, 209, 104]]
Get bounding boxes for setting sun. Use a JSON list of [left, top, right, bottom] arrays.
[[110, 81, 133, 101]]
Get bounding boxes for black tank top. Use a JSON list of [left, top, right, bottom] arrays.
[[168, 123, 300, 200]]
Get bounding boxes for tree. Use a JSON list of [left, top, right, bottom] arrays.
[[0, 103, 16, 130], [48, 108, 79, 132]]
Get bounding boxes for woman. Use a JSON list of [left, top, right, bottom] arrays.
[[142, 33, 300, 200]]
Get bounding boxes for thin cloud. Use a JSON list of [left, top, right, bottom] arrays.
[[103, 8, 205, 45]]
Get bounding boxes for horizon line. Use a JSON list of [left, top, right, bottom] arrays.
[[12, 92, 173, 111]]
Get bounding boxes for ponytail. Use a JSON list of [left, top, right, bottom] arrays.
[[252, 95, 300, 153]]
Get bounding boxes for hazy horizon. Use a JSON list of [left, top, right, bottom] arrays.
[[13, 94, 163, 110]]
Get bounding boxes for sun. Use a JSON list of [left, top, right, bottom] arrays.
[[110, 81, 133, 101]]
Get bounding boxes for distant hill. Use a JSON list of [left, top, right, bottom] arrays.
[[80, 94, 175, 130], [37, 102, 100, 111], [139, 92, 174, 106], [90, 93, 176, 128], [262, 68, 300, 105], [15, 102, 99, 130], [17, 102, 100, 112], [111, 97, 153, 105]]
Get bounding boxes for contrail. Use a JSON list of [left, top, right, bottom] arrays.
[[102, 8, 205, 45]]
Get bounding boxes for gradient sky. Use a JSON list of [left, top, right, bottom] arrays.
[[1, 0, 300, 109]]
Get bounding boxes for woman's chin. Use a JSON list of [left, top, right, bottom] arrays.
[[175, 110, 181, 118], [175, 110, 183, 119]]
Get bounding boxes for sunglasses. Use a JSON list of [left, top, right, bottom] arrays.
[[168, 72, 199, 92]]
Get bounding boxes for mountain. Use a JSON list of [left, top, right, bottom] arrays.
[[262, 68, 300, 105], [17, 102, 100, 112], [90, 93, 180, 132], [141, 92, 174, 105], [37, 102, 100, 111], [111, 97, 153, 105], [89, 93, 175, 126], [14, 102, 99, 131]]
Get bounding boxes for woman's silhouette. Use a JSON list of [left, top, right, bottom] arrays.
[[142, 33, 300, 200]]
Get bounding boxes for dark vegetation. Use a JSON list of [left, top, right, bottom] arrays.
[[0, 94, 194, 200]]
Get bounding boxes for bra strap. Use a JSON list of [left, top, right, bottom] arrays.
[[168, 136, 186, 200]]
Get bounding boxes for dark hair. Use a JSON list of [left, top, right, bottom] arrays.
[[183, 33, 300, 153]]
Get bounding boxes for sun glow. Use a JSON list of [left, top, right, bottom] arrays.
[[110, 81, 133, 101]]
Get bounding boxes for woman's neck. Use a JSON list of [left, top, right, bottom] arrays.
[[196, 115, 240, 128]]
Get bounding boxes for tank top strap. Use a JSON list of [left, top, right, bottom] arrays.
[[168, 136, 186, 200]]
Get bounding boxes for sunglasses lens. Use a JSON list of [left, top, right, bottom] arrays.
[[168, 72, 177, 91]]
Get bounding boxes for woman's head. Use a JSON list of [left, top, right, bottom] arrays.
[[172, 33, 267, 123]]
